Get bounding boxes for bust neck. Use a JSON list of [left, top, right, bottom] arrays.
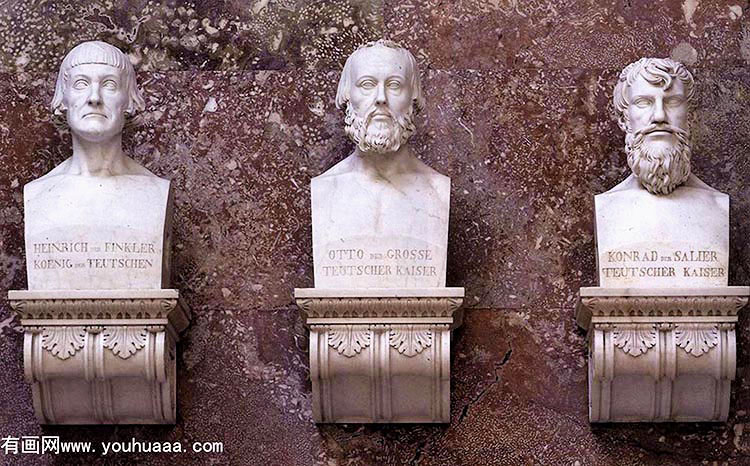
[[68, 133, 127, 176], [353, 145, 418, 181]]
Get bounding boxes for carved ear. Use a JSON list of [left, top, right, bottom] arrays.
[[53, 105, 67, 116], [617, 114, 628, 132]]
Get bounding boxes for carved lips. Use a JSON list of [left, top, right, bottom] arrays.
[[83, 112, 108, 119]]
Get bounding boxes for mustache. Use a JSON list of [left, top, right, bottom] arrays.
[[633, 123, 688, 138], [363, 106, 394, 124]]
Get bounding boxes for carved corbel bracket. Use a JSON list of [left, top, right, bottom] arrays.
[[576, 286, 749, 422], [8, 289, 191, 425], [294, 288, 464, 423]]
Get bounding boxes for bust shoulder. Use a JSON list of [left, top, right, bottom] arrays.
[[313, 155, 358, 181], [418, 162, 450, 190], [24, 157, 170, 202], [313, 152, 449, 186], [311, 153, 450, 210]]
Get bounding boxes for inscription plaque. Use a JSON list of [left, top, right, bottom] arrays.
[[595, 180, 728, 288], [25, 176, 170, 289]]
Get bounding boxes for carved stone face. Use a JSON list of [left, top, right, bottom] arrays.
[[63, 63, 129, 143], [624, 72, 691, 195], [349, 47, 413, 121], [345, 46, 415, 154], [626, 74, 688, 151]]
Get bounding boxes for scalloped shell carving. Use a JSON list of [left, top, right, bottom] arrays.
[[327, 325, 371, 357], [612, 324, 657, 357], [674, 324, 719, 357], [389, 325, 433, 357], [102, 327, 149, 359], [41, 327, 87, 360]]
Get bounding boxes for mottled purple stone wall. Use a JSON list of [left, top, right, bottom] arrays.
[[2, 1, 750, 464]]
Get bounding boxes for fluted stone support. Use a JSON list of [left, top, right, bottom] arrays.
[[8, 289, 190, 424], [577, 287, 748, 422], [295, 288, 463, 423]]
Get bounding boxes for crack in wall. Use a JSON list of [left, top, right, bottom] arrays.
[[408, 439, 428, 466], [457, 347, 513, 425]]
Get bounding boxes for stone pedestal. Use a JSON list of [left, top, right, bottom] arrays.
[[295, 288, 463, 423], [8, 289, 190, 425], [576, 287, 748, 422]]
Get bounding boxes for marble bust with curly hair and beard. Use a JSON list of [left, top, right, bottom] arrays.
[[594, 57, 729, 288]]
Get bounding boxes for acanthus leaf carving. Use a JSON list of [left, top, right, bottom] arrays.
[[580, 295, 748, 318], [612, 324, 657, 357], [11, 298, 179, 320], [296, 297, 463, 319], [160, 299, 177, 313], [41, 326, 87, 360], [446, 298, 463, 313], [674, 324, 719, 357], [296, 298, 312, 313], [102, 327, 149, 359], [9, 300, 25, 313], [389, 325, 433, 357], [327, 325, 371, 357]]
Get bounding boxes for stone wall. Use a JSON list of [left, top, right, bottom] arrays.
[[2, 1, 750, 464]]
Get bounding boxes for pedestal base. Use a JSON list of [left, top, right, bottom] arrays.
[[577, 287, 748, 422], [294, 288, 464, 423], [8, 289, 191, 425]]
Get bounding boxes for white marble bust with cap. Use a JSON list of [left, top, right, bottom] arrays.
[[595, 57, 728, 288], [24, 41, 171, 290], [311, 40, 450, 288]]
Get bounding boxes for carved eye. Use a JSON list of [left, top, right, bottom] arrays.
[[359, 79, 376, 89], [387, 81, 401, 90], [73, 79, 88, 90], [633, 98, 651, 108], [664, 96, 685, 107], [102, 79, 118, 90]]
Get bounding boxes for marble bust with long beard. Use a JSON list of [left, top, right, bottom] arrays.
[[594, 57, 729, 288], [310, 40, 450, 288]]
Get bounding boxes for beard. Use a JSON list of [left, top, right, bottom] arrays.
[[344, 102, 416, 154], [625, 123, 691, 195]]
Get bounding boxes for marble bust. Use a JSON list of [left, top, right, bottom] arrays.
[[311, 40, 450, 288], [300, 40, 463, 423], [595, 58, 728, 287], [24, 41, 171, 290]]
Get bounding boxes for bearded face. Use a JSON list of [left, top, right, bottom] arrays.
[[625, 123, 691, 195], [344, 101, 416, 154]]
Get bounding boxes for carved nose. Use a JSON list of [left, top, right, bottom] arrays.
[[375, 82, 387, 105], [87, 86, 102, 105], [651, 99, 667, 123]]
